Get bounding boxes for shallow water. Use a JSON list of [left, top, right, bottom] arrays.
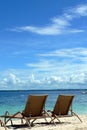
[[0, 89, 87, 115]]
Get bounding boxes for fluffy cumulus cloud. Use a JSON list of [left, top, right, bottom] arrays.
[[0, 73, 25, 89], [0, 47, 87, 90], [8, 4, 87, 35], [0, 71, 87, 90]]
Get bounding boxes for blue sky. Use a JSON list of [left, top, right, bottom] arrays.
[[0, 0, 87, 90]]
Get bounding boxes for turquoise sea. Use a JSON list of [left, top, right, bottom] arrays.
[[0, 89, 87, 115]]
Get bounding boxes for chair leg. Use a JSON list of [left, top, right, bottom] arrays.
[[23, 117, 31, 128], [72, 112, 82, 122], [50, 115, 61, 124], [44, 118, 49, 123], [0, 119, 7, 130], [4, 117, 13, 125], [30, 119, 37, 126], [21, 119, 24, 124], [4, 111, 13, 125]]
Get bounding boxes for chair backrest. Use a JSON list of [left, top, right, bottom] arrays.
[[23, 94, 48, 117], [53, 95, 74, 115]]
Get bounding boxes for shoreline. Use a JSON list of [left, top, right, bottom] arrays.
[[0, 88, 87, 91], [1, 114, 87, 130]]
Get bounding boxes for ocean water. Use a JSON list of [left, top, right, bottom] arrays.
[[0, 89, 87, 115]]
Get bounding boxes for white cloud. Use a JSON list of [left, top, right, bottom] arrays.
[[39, 47, 87, 60], [74, 5, 87, 16], [70, 73, 85, 83], [26, 60, 55, 71], [0, 47, 87, 89], [0, 68, 87, 90], [8, 4, 87, 35], [26, 48, 87, 75]]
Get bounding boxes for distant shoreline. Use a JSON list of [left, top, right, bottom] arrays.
[[0, 88, 87, 91]]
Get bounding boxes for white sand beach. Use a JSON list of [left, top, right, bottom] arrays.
[[0, 115, 87, 130]]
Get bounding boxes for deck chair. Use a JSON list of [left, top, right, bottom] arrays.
[[1, 94, 48, 127], [47, 94, 82, 123]]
